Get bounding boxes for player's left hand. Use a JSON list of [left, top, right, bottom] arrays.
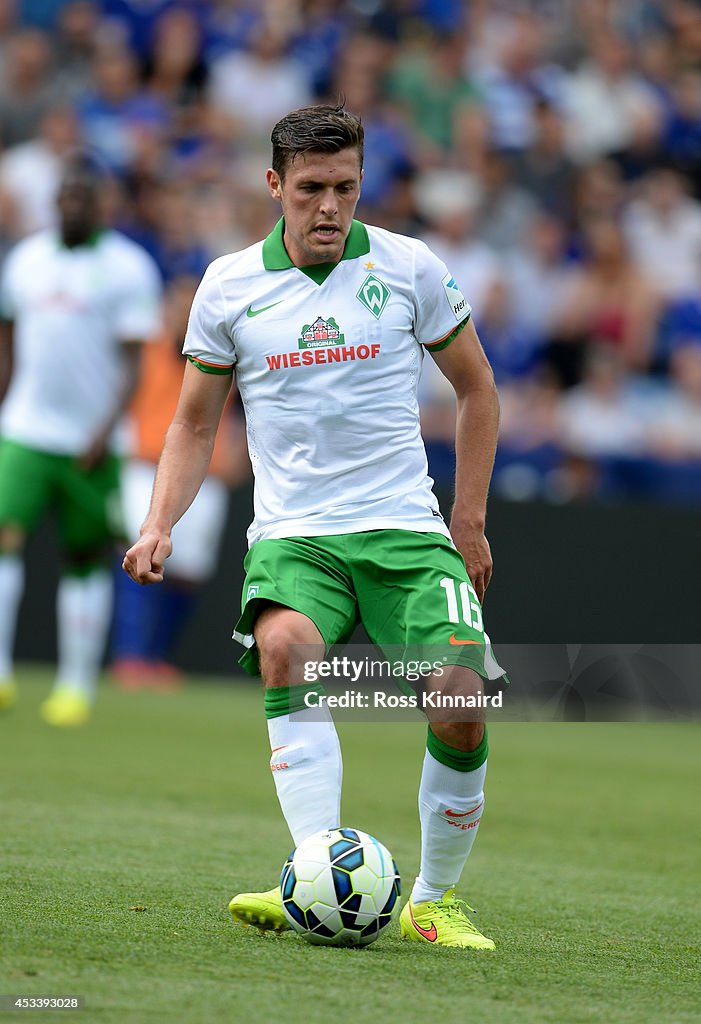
[[449, 516, 493, 604]]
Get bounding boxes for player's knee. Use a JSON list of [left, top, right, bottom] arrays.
[[255, 607, 323, 686], [430, 720, 485, 753], [258, 626, 306, 683], [0, 524, 27, 554]]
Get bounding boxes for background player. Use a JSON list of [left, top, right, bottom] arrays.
[[0, 155, 162, 726], [123, 105, 502, 949], [111, 269, 249, 690]]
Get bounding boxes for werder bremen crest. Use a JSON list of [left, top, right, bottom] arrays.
[[298, 316, 346, 349], [356, 273, 391, 319]]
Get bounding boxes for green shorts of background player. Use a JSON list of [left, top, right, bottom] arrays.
[[228, 530, 504, 950], [0, 440, 122, 725]]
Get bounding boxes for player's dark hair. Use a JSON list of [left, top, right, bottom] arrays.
[[60, 150, 111, 192], [271, 104, 364, 179]]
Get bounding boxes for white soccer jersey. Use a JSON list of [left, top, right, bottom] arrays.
[[184, 219, 471, 546], [0, 229, 162, 455]]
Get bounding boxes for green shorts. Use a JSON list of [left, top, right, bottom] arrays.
[[233, 529, 505, 682], [0, 439, 123, 553]]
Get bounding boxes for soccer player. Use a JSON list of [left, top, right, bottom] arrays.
[[123, 105, 502, 949], [0, 155, 162, 726]]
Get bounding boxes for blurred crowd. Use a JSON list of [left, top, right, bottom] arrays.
[[2, 0, 701, 502]]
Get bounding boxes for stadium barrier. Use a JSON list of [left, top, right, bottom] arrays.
[[17, 482, 700, 692]]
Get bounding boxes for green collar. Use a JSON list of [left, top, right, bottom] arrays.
[[58, 229, 104, 251], [262, 217, 370, 284]]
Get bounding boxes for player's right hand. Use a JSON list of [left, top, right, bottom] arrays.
[[122, 532, 173, 585]]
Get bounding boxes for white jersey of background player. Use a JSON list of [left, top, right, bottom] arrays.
[[1, 230, 161, 455]]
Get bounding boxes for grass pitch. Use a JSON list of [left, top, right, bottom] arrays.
[[1, 667, 699, 1024]]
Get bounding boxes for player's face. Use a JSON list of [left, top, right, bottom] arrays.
[[57, 178, 100, 246], [267, 148, 363, 266]]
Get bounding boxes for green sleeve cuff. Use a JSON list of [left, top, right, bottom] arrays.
[[187, 355, 234, 375], [424, 314, 471, 352]]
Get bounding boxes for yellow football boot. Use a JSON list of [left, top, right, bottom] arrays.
[[0, 678, 18, 711], [228, 887, 290, 932], [40, 688, 91, 727], [400, 888, 495, 950]]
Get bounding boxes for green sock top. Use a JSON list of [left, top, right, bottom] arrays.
[[264, 683, 327, 719]]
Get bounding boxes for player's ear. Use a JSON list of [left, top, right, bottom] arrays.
[[266, 168, 283, 201]]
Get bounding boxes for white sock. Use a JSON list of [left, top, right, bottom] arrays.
[[411, 749, 487, 904], [55, 570, 112, 699], [267, 705, 343, 846], [0, 555, 24, 678]]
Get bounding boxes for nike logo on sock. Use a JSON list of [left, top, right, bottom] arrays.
[[444, 802, 484, 818]]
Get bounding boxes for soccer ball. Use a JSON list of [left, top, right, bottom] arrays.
[[280, 827, 401, 946]]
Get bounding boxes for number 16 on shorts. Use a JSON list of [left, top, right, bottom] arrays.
[[440, 577, 483, 632]]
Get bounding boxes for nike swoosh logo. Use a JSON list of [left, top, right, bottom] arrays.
[[247, 301, 282, 318], [445, 802, 484, 818], [448, 634, 483, 646], [409, 903, 437, 941], [270, 746, 288, 754]]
